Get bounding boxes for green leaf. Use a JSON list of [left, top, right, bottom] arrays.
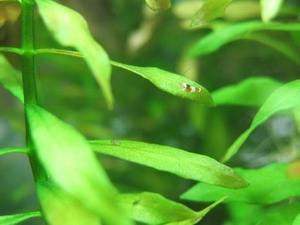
[[258, 201, 300, 225], [0, 54, 23, 102], [90, 140, 248, 189], [0, 211, 41, 225], [36, 0, 113, 109], [190, 0, 232, 27], [293, 213, 300, 225], [111, 61, 215, 107], [186, 21, 300, 58], [26, 105, 133, 225], [211, 77, 282, 106], [0, 148, 27, 156], [260, 0, 283, 22], [222, 79, 300, 162], [120, 192, 227, 225], [181, 162, 300, 204], [37, 181, 100, 225], [145, 0, 171, 11]]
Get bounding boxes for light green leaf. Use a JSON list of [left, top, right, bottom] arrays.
[[181, 163, 300, 204], [36, 0, 113, 109], [145, 0, 171, 11], [120, 192, 198, 224], [190, 0, 232, 27], [0, 211, 41, 225], [222, 79, 300, 162], [260, 0, 283, 22], [211, 77, 282, 106], [90, 140, 248, 189], [0, 148, 27, 156], [26, 105, 133, 225], [293, 213, 300, 225], [258, 201, 300, 225], [0, 54, 23, 102], [186, 21, 300, 57], [111, 61, 215, 107], [37, 181, 100, 225]]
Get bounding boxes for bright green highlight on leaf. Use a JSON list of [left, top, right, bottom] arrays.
[[26, 105, 133, 225], [120, 192, 227, 225], [212, 77, 282, 107], [145, 0, 171, 11], [260, 0, 283, 22], [0, 147, 27, 156], [111, 61, 215, 107], [258, 201, 300, 225], [0, 54, 24, 102], [186, 21, 300, 58], [190, 0, 232, 27], [0, 211, 41, 225], [90, 140, 248, 189], [36, 0, 113, 109], [181, 163, 300, 204], [222, 79, 300, 162], [37, 181, 100, 225]]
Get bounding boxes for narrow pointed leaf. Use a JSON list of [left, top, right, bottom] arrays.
[[0, 54, 23, 102], [111, 61, 215, 107], [211, 77, 282, 106], [222, 79, 300, 162], [260, 0, 283, 22], [190, 0, 232, 27], [145, 0, 171, 11], [0, 147, 27, 156], [90, 140, 248, 189], [36, 0, 113, 108], [37, 181, 100, 225], [120, 192, 198, 224], [0, 211, 41, 225], [186, 21, 300, 57], [181, 162, 300, 204], [26, 105, 133, 225]]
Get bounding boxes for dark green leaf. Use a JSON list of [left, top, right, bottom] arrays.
[[222, 79, 300, 162], [186, 21, 300, 57], [145, 0, 171, 11], [258, 201, 300, 225], [0, 54, 23, 102], [190, 0, 232, 27], [111, 61, 215, 107], [90, 140, 248, 189], [26, 105, 133, 225], [0, 211, 41, 225], [36, 0, 113, 108], [211, 77, 282, 106], [181, 163, 300, 204]]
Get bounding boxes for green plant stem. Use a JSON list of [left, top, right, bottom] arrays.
[[21, 0, 48, 182]]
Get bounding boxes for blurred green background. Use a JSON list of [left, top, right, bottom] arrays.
[[0, 0, 300, 224]]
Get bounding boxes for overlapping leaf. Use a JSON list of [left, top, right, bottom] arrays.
[[260, 0, 283, 22], [0, 211, 41, 225], [145, 0, 171, 11], [90, 140, 248, 189], [36, 0, 113, 108]]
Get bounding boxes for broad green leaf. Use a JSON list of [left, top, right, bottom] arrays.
[[36, 0, 113, 109], [0, 54, 23, 102], [222, 79, 300, 162], [90, 140, 248, 189], [145, 0, 171, 11], [0, 147, 27, 156], [260, 0, 283, 22], [293, 214, 300, 225], [37, 181, 100, 225], [111, 61, 215, 107], [0, 211, 41, 225], [120, 192, 198, 224], [186, 21, 300, 57], [190, 0, 232, 27], [258, 201, 300, 225], [26, 105, 133, 225], [181, 162, 300, 204], [211, 77, 282, 106]]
